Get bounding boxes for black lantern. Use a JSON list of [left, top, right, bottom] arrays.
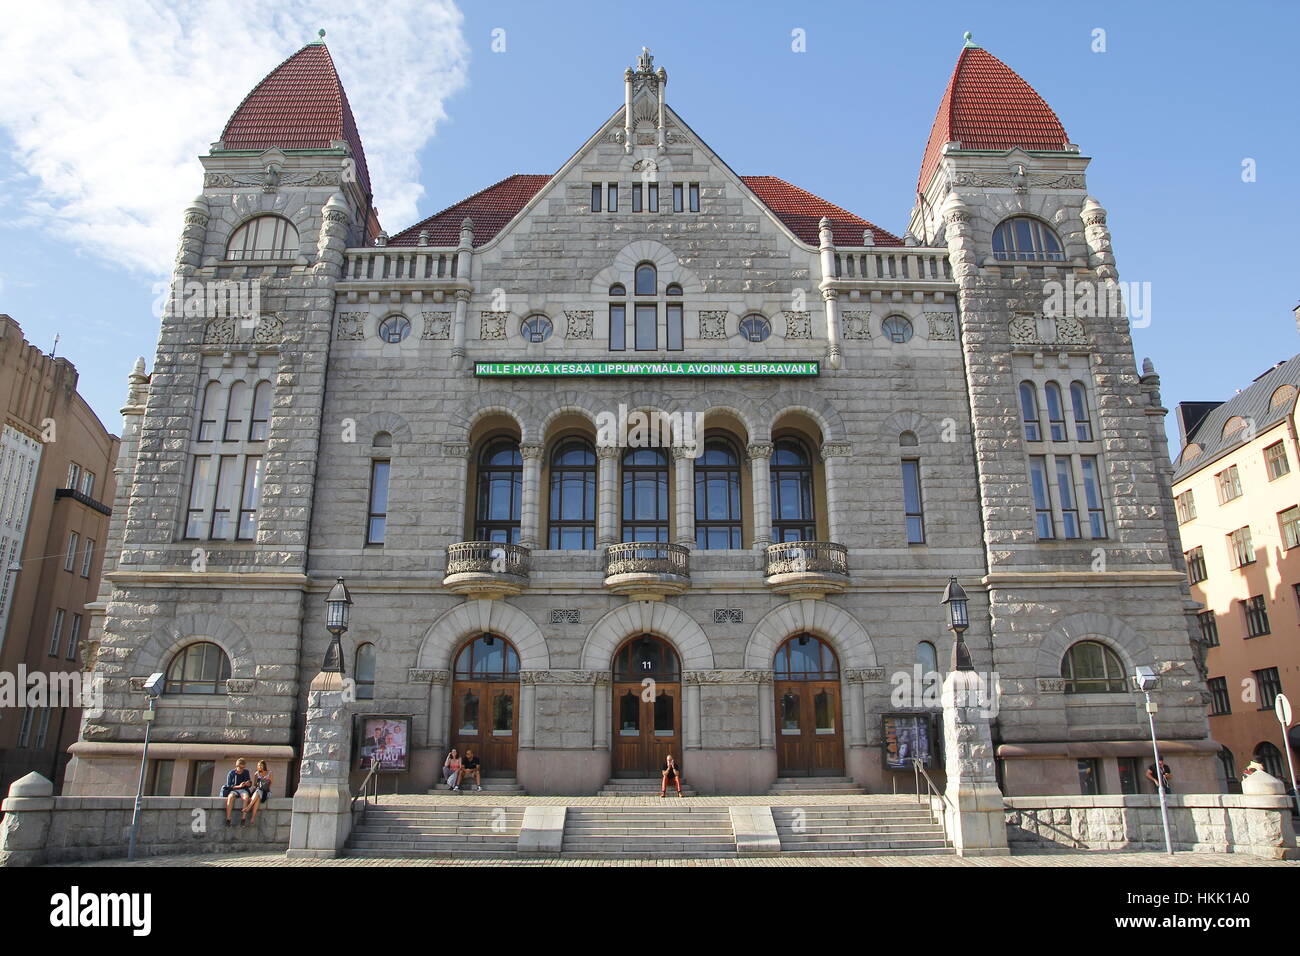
[[322, 577, 353, 674], [940, 576, 973, 671]]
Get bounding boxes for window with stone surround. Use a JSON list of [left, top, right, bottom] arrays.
[[1060, 640, 1126, 694], [1029, 456, 1055, 538], [621, 446, 670, 542], [1216, 465, 1243, 503], [1243, 595, 1270, 637], [590, 183, 602, 212], [225, 214, 299, 261], [475, 440, 522, 544], [1021, 376, 1107, 540], [1070, 381, 1093, 441], [689, 183, 700, 212], [186, 377, 273, 542], [548, 438, 596, 549], [165, 641, 231, 695], [770, 438, 816, 542], [1175, 489, 1196, 524], [902, 458, 925, 544], [1265, 441, 1290, 481], [991, 216, 1065, 262], [367, 459, 390, 546], [355, 643, 376, 700], [1208, 677, 1231, 716], [695, 438, 743, 550], [1185, 546, 1206, 584], [1019, 382, 1041, 442]]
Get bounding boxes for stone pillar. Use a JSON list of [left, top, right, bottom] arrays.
[[820, 441, 852, 543], [817, 217, 843, 369], [672, 445, 695, 547], [596, 444, 620, 548], [683, 678, 702, 752], [519, 676, 537, 749], [748, 441, 773, 549], [451, 289, 471, 369], [1081, 196, 1117, 281], [757, 673, 775, 750], [623, 68, 634, 154], [592, 675, 610, 750], [656, 66, 668, 152], [287, 669, 354, 859], [0, 772, 55, 867], [519, 442, 545, 549], [940, 671, 1009, 856]]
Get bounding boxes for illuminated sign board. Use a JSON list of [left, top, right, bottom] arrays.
[[474, 360, 819, 377]]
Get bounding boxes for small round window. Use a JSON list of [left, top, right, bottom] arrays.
[[739, 314, 771, 343], [521, 314, 553, 343], [378, 315, 411, 343], [882, 315, 913, 343]]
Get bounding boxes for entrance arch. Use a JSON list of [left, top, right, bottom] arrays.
[[450, 634, 520, 774], [611, 635, 682, 777], [773, 633, 845, 776]]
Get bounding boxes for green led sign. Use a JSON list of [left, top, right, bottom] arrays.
[[474, 360, 820, 377]]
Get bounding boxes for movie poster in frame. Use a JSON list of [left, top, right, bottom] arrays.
[[355, 714, 411, 772], [881, 712, 936, 771]]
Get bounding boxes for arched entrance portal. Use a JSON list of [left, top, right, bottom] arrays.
[[450, 634, 520, 774], [611, 635, 681, 777], [774, 633, 845, 776]]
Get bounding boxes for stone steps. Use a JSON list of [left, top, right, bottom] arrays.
[[767, 775, 866, 796], [344, 805, 525, 859], [426, 775, 527, 795], [597, 777, 699, 796], [561, 806, 735, 858], [771, 805, 953, 856]]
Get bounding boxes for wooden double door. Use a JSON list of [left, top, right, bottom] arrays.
[[774, 679, 845, 776], [450, 680, 518, 775], [611, 681, 682, 777]]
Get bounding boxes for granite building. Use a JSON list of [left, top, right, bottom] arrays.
[[66, 36, 1217, 798]]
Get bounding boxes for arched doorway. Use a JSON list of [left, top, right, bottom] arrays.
[[773, 633, 844, 776], [611, 635, 681, 776], [450, 634, 520, 774]]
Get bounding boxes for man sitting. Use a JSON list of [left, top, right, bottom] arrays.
[[461, 749, 483, 791]]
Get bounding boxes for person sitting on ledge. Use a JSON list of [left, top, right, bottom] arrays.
[[461, 749, 483, 792], [245, 760, 273, 824], [661, 754, 684, 798], [443, 748, 463, 792], [221, 758, 253, 826]]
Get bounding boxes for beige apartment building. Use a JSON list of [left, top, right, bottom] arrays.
[[1173, 352, 1300, 791]]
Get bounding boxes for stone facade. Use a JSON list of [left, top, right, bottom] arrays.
[[66, 42, 1215, 801]]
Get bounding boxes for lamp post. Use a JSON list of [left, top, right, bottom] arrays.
[[1134, 665, 1174, 856], [322, 577, 352, 674], [939, 576, 973, 671], [127, 671, 165, 862]]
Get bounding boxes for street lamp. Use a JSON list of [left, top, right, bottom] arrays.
[[1134, 665, 1174, 856], [939, 576, 973, 671], [127, 671, 165, 862], [322, 577, 352, 674]]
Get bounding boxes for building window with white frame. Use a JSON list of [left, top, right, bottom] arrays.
[[1216, 465, 1242, 503], [1265, 440, 1290, 480], [1029, 456, 1055, 539], [80, 538, 94, 577], [1228, 526, 1255, 568], [64, 531, 79, 571], [1175, 489, 1196, 524], [48, 608, 65, 656], [67, 613, 82, 659]]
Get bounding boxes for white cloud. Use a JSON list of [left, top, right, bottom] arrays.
[[0, 0, 469, 275]]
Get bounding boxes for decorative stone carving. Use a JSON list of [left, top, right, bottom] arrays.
[[820, 441, 852, 459], [746, 441, 773, 461], [783, 311, 812, 339], [842, 311, 871, 340], [947, 171, 1085, 190], [1008, 314, 1039, 346], [549, 609, 581, 624], [204, 315, 284, 348], [844, 667, 886, 683], [1037, 677, 1066, 693], [336, 312, 366, 341], [605, 129, 626, 145], [480, 312, 508, 341], [441, 441, 470, 458], [564, 310, 593, 340], [422, 312, 451, 340], [683, 670, 773, 685], [712, 608, 744, 624], [925, 312, 956, 341], [203, 169, 341, 190], [698, 310, 727, 339], [1009, 313, 1088, 348], [632, 159, 658, 172], [408, 668, 450, 685], [519, 670, 608, 685], [226, 678, 255, 695], [1054, 315, 1086, 345]]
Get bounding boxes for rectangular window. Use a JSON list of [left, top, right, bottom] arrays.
[[1185, 546, 1206, 584], [66, 462, 81, 490], [902, 459, 925, 544], [590, 182, 602, 212], [209, 456, 239, 539], [184, 456, 212, 539], [609, 304, 626, 351], [237, 456, 263, 541], [688, 183, 699, 212], [1118, 756, 1143, 795], [148, 759, 175, 797], [80, 538, 94, 577], [1029, 456, 1055, 539], [367, 460, 390, 546], [187, 760, 215, 797], [1244, 595, 1270, 637], [1254, 666, 1282, 710], [647, 182, 658, 212], [1175, 490, 1196, 524], [1079, 456, 1107, 537], [67, 613, 82, 659], [1265, 441, 1290, 480], [1197, 610, 1219, 647], [672, 183, 684, 212], [1055, 458, 1080, 539], [16, 707, 33, 747], [1216, 465, 1242, 503], [634, 304, 657, 351], [666, 304, 683, 351], [64, 531, 79, 571], [1280, 506, 1300, 549], [81, 472, 95, 498], [1208, 677, 1231, 716], [1228, 526, 1255, 568], [34, 707, 52, 749], [607, 183, 618, 212], [631, 183, 642, 212], [48, 608, 65, 656], [1077, 758, 1100, 795]]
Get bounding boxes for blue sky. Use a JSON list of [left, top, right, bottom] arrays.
[[1, 0, 1296, 448]]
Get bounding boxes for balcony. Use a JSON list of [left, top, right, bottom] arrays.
[[764, 541, 849, 597], [603, 542, 690, 599], [442, 541, 530, 599]]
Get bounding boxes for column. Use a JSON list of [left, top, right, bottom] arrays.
[[820, 441, 851, 543], [748, 441, 773, 550], [817, 216, 843, 369], [684, 678, 702, 751], [519, 677, 537, 750], [672, 445, 695, 547], [519, 442, 545, 549], [596, 444, 620, 548], [440, 441, 470, 541], [592, 676, 610, 750], [450, 289, 471, 368], [623, 68, 634, 153], [757, 675, 775, 750]]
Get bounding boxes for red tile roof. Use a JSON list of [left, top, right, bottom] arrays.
[[390, 174, 898, 248], [220, 41, 372, 196], [917, 45, 1069, 193]]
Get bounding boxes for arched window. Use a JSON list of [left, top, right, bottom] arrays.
[[1222, 416, 1248, 440], [609, 283, 626, 297], [548, 438, 596, 549], [475, 439, 522, 543], [916, 641, 938, 675], [1253, 741, 1285, 779], [695, 438, 742, 549], [222, 381, 248, 442], [991, 217, 1065, 262], [165, 641, 231, 695], [1060, 641, 1127, 694], [1019, 382, 1041, 442], [454, 634, 520, 679], [378, 315, 411, 343], [1218, 746, 1237, 786], [372, 431, 393, 449], [774, 634, 839, 680], [198, 381, 222, 442], [882, 315, 913, 344], [521, 314, 553, 343], [249, 381, 272, 441], [634, 262, 657, 296], [1070, 381, 1092, 441], [899, 430, 919, 447], [665, 282, 683, 297], [1044, 382, 1066, 441], [613, 634, 680, 681], [739, 314, 771, 343], [355, 643, 376, 700], [225, 215, 299, 261], [1270, 385, 1296, 410], [621, 447, 669, 542], [770, 438, 815, 542]]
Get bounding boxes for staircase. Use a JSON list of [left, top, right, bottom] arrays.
[[771, 803, 952, 856], [426, 774, 527, 795], [767, 775, 866, 797], [596, 777, 698, 796], [562, 806, 735, 858], [344, 804, 525, 858]]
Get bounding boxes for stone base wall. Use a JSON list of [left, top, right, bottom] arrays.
[[1004, 794, 1298, 859]]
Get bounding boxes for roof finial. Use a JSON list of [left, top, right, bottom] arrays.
[[317, 28, 326, 42], [963, 31, 978, 48]]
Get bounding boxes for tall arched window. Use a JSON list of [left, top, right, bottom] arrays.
[[548, 438, 596, 549], [1070, 381, 1092, 441], [225, 214, 300, 261], [771, 438, 816, 542], [1044, 382, 1066, 442], [774, 634, 840, 680], [916, 641, 938, 675], [1253, 741, 1285, 779], [454, 634, 520, 679], [695, 438, 742, 549], [475, 439, 522, 543], [355, 643, 376, 700], [621, 447, 669, 541], [222, 381, 248, 442], [1019, 382, 1041, 442], [165, 642, 231, 695], [613, 634, 680, 681], [249, 381, 272, 441], [991, 216, 1065, 262], [1061, 641, 1126, 694], [198, 381, 222, 442], [634, 262, 657, 295]]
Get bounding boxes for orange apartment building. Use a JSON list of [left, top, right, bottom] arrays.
[[0, 315, 119, 794], [1173, 352, 1300, 792]]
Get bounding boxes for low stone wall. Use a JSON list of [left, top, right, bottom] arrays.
[[1, 795, 291, 866], [1004, 794, 1298, 859]]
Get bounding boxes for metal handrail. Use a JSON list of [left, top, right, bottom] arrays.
[[910, 757, 951, 840], [351, 763, 380, 822]]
